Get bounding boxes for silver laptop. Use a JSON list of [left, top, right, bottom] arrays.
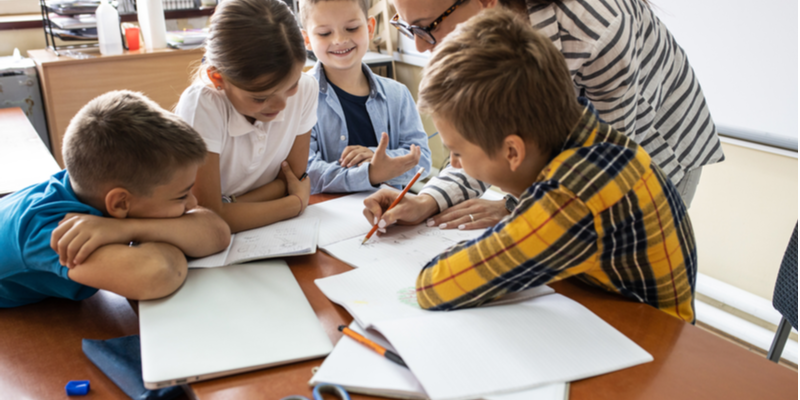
[[139, 260, 333, 389]]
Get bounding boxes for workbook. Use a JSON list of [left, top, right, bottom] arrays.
[[310, 322, 569, 400], [188, 218, 319, 268]]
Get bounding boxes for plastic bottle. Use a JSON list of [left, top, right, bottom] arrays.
[[96, 0, 123, 55], [136, 0, 168, 51]]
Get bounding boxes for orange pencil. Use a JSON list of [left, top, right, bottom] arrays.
[[338, 325, 408, 368], [362, 167, 425, 245]]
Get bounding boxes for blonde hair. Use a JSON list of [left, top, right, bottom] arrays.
[[299, 0, 370, 28], [202, 0, 307, 92], [417, 8, 582, 158], [63, 90, 207, 196]]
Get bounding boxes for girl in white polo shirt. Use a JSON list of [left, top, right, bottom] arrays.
[[175, 0, 317, 233]]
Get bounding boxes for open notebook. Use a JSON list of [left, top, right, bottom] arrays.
[[188, 218, 319, 268]]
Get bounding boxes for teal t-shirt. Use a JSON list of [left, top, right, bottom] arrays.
[[0, 170, 101, 307]]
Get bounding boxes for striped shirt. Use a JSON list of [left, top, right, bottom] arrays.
[[419, 0, 724, 212], [416, 109, 697, 322]]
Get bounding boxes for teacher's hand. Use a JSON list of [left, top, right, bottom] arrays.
[[428, 198, 508, 230]]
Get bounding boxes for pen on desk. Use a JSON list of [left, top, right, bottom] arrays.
[[362, 167, 424, 245], [299, 172, 308, 181], [338, 325, 408, 368]]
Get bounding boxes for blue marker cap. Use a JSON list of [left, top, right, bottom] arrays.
[[65, 380, 90, 396]]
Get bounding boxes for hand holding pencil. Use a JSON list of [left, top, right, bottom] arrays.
[[361, 167, 425, 244], [362, 168, 441, 241]]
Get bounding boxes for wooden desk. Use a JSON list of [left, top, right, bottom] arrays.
[[28, 48, 204, 167], [0, 107, 60, 196], [0, 195, 796, 399]]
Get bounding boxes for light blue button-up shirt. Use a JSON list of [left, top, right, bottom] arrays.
[[307, 62, 431, 194]]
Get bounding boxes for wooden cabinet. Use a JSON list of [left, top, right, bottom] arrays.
[[28, 48, 204, 167]]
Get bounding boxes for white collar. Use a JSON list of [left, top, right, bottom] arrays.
[[225, 95, 286, 137]]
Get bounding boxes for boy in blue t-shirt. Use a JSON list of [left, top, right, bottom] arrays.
[[0, 90, 231, 307], [300, 0, 431, 194]]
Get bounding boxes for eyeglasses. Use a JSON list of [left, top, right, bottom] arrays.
[[390, 0, 468, 46]]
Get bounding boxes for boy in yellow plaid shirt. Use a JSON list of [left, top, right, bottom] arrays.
[[364, 8, 697, 322]]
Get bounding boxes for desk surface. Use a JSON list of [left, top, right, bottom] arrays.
[[0, 195, 796, 399], [0, 107, 60, 196]]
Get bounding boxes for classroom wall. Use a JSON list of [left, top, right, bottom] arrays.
[[690, 142, 798, 301], [394, 62, 448, 172], [0, 28, 43, 56]]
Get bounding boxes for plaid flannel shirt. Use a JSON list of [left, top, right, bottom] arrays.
[[416, 109, 697, 322]]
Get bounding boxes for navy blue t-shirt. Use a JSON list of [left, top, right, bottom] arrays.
[[328, 81, 378, 148]]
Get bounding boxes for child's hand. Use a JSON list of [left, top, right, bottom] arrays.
[[281, 161, 310, 214], [368, 132, 421, 185], [362, 189, 440, 232], [339, 145, 374, 168], [50, 213, 130, 268]]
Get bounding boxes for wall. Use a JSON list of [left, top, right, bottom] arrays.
[[690, 142, 798, 300], [0, 28, 44, 56], [394, 62, 448, 172]]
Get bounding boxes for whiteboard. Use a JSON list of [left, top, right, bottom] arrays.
[[652, 0, 798, 150]]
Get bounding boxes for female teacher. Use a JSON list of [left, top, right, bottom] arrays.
[[364, 0, 723, 230]]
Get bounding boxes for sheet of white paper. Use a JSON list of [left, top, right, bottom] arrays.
[[315, 257, 554, 328], [296, 192, 375, 247], [322, 223, 484, 269], [188, 218, 319, 268], [373, 294, 652, 400], [312, 322, 567, 400]]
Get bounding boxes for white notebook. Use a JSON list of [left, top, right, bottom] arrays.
[[188, 218, 319, 268], [310, 322, 569, 400], [139, 260, 333, 389]]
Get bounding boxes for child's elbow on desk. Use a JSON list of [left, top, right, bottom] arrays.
[[129, 243, 189, 301]]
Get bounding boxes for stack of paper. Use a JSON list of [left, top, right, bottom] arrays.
[[188, 218, 319, 268], [310, 322, 570, 400], [314, 207, 653, 399]]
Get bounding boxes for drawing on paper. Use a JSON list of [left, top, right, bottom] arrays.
[[397, 287, 420, 308]]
